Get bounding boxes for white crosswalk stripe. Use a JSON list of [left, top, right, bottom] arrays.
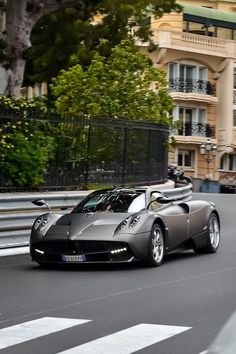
[[57, 323, 191, 354], [0, 317, 193, 353], [0, 317, 91, 350]]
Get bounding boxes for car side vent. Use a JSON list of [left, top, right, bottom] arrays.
[[179, 203, 190, 214]]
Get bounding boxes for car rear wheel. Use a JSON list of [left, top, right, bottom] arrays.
[[146, 224, 165, 267], [194, 213, 220, 254]]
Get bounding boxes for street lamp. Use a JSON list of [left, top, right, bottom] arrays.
[[200, 138, 217, 191]]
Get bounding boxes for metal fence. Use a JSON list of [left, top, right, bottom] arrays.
[[0, 109, 169, 191]]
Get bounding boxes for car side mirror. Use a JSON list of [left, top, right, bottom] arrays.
[[32, 199, 45, 207], [155, 195, 169, 204], [154, 192, 164, 203], [32, 199, 51, 213]]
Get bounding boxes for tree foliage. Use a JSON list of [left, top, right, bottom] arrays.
[[0, 0, 89, 96], [25, 0, 182, 86], [0, 96, 55, 188], [0, 120, 55, 188], [0, 0, 181, 97], [51, 39, 173, 123]]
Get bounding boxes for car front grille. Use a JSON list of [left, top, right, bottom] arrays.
[[31, 240, 133, 263]]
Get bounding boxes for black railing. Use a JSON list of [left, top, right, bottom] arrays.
[[171, 122, 215, 138], [0, 110, 169, 191], [169, 79, 216, 96]]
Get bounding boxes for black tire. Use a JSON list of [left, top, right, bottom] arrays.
[[36, 262, 52, 269], [194, 213, 220, 254], [146, 223, 165, 267]]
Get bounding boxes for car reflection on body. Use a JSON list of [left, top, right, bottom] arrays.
[[30, 187, 220, 267]]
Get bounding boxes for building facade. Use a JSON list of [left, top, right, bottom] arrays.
[[141, 0, 236, 192]]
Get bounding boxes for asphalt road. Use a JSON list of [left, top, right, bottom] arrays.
[[0, 193, 236, 354]]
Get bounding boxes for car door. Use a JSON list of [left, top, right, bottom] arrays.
[[187, 203, 210, 238], [158, 203, 190, 251]]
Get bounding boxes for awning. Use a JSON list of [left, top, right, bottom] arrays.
[[183, 4, 236, 29]]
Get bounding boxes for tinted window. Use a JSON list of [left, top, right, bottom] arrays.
[[72, 190, 145, 213]]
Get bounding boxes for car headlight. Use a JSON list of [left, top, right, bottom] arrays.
[[129, 216, 140, 228], [33, 216, 50, 231], [120, 215, 141, 229], [40, 216, 50, 229], [34, 217, 43, 230], [120, 217, 131, 229]]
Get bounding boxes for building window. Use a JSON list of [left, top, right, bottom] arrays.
[[217, 27, 234, 40], [234, 66, 236, 125], [233, 67, 236, 106], [184, 18, 236, 40], [199, 109, 206, 124], [178, 150, 194, 168], [172, 106, 207, 136], [173, 106, 206, 123], [169, 63, 207, 81], [233, 110, 236, 127], [233, 93, 236, 106], [169, 62, 209, 94], [221, 153, 236, 171], [234, 68, 236, 90]]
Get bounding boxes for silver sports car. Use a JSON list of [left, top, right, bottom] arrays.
[[30, 187, 220, 267]]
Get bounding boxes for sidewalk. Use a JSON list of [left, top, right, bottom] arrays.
[[0, 235, 29, 249], [0, 245, 29, 257], [0, 235, 30, 257]]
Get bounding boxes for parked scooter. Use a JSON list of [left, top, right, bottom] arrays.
[[168, 165, 192, 184]]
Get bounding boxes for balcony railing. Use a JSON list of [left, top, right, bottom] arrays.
[[171, 122, 215, 138], [169, 79, 216, 96], [152, 30, 236, 58]]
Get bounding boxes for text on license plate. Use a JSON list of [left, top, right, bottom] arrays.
[[62, 255, 86, 262]]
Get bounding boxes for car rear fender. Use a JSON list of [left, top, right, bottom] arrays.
[[204, 205, 220, 231], [211, 209, 220, 228]]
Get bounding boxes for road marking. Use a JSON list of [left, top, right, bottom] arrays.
[[0, 317, 91, 350], [0, 246, 29, 257], [57, 323, 191, 354]]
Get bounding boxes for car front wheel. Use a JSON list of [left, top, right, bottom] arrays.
[[146, 224, 165, 267]]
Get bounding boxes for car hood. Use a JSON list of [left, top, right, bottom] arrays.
[[46, 212, 133, 240]]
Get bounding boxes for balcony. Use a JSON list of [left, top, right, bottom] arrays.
[[150, 30, 236, 58], [171, 122, 215, 138], [168, 79, 218, 104], [169, 79, 216, 96]]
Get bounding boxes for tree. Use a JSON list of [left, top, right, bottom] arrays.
[[0, 0, 181, 97], [0, 96, 55, 188], [0, 0, 85, 97], [51, 38, 173, 123]]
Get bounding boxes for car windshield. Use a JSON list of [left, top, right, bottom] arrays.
[[72, 190, 146, 213]]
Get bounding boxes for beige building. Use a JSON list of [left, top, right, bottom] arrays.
[[140, 0, 236, 192]]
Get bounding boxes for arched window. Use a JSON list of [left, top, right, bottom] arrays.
[[220, 153, 236, 171]]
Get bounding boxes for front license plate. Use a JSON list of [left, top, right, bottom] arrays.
[[62, 255, 86, 262]]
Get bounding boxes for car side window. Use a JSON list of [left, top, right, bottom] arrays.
[[150, 192, 163, 210], [127, 194, 145, 213]]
